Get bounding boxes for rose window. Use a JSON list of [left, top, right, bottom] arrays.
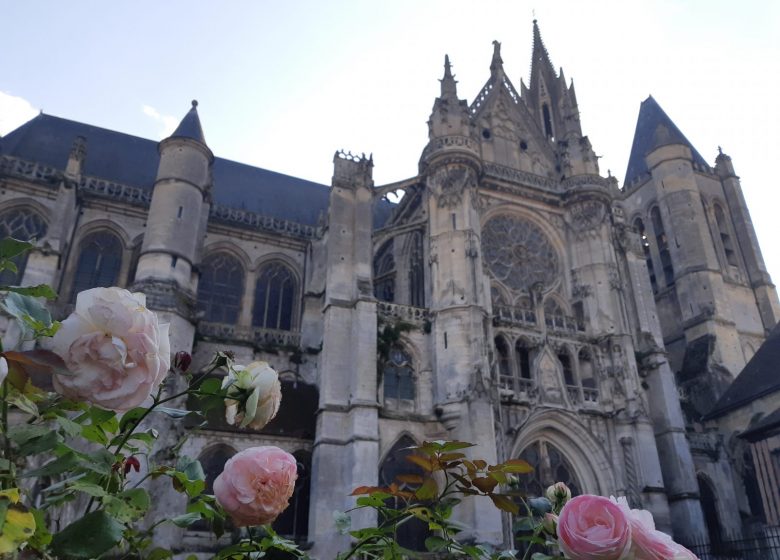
[[482, 215, 558, 292]]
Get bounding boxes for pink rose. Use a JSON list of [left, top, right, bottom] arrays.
[[558, 495, 632, 560], [51, 287, 170, 412], [612, 498, 698, 560], [214, 446, 297, 527]]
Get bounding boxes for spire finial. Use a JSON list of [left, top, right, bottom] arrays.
[[718, 145, 723, 155], [490, 40, 504, 77], [440, 54, 458, 99], [191, 99, 198, 108]]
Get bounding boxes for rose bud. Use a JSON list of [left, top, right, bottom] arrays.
[[546, 482, 572, 507], [173, 351, 192, 374], [124, 456, 141, 474], [542, 513, 558, 535]]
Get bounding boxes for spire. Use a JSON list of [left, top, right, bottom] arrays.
[[170, 100, 207, 145], [440, 54, 458, 99], [530, 19, 556, 84], [490, 40, 504, 78], [624, 95, 708, 185]]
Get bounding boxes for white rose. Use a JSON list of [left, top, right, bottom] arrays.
[[0, 357, 7, 386], [223, 361, 281, 430], [51, 287, 170, 411]]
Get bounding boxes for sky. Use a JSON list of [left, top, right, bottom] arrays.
[[1, 0, 778, 284]]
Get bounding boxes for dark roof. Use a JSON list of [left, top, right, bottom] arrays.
[[739, 407, 780, 442], [704, 322, 780, 419], [624, 95, 709, 185], [171, 101, 207, 144], [1, 113, 395, 227]]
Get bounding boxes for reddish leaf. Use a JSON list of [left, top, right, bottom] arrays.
[[405, 454, 434, 472], [438, 452, 466, 462], [501, 459, 534, 474], [3, 350, 65, 391], [396, 474, 423, 485], [351, 485, 383, 496], [472, 459, 487, 470], [489, 494, 520, 515], [472, 476, 498, 494], [452, 473, 472, 488]]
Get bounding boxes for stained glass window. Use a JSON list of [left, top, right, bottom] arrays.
[[70, 231, 122, 302], [253, 262, 297, 331], [383, 347, 415, 402], [0, 208, 48, 285], [374, 240, 395, 303], [517, 441, 581, 498], [197, 252, 244, 323]]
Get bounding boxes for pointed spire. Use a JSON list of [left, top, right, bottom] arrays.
[[170, 100, 207, 145], [530, 19, 556, 81], [490, 40, 504, 78], [440, 54, 458, 99]]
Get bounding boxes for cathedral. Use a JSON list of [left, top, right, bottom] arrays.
[[2, 21, 779, 558]]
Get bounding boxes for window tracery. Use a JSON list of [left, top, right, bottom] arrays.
[[253, 261, 297, 331], [650, 207, 674, 286], [0, 208, 48, 285], [197, 252, 244, 323], [517, 441, 581, 498], [482, 215, 558, 293], [383, 347, 415, 402], [634, 218, 657, 293], [408, 231, 425, 307], [373, 240, 395, 303], [70, 231, 123, 302], [495, 336, 512, 390]]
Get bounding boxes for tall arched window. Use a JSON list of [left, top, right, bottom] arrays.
[[383, 347, 415, 403], [0, 208, 48, 285], [373, 240, 395, 303], [697, 474, 723, 548], [515, 339, 531, 380], [408, 231, 425, 307], [714, 204, 738, 267], [379, 437, 429, 551], [634, 218, 658, 293], [70, 231, 123, 302], [197, 252, 244, 323], [650, 207, 674, 286], [542, 103, 554, 139], [517, 441, 582, 498], [495, 336, 512, 390], [253, 261, 297, 331], [274, 450, 311, 543], [558, 351, 575, 386]]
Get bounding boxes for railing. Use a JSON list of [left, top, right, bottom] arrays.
[[546, 312, 584, 334], [0, 155, 60, 184], [498, 377, 535, 401], [683, 530, 780, 560], [377, 301, 429, 326], [582, 387, 599, 404], [493, 304, 536, 328], [198, 322, 301, 348], [209, 204, 321, 240], [566, 385, 581, 405]]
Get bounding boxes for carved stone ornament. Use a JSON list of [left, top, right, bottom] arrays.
[[567, 199, 607, 233], [481, 214, 558, 293], [429, 165, 476, 209]]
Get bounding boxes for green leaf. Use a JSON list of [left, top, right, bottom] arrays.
[[89, 408, 116, 425], [415, 477, 438, 500], [7, 392, 39, 417], [0, 501, 36, 553], [147, 548, 174, 560], [176, 456, 205, 481], [530, 554, 555, 560], [425, 535, 448, 552], [118, 407, 147, 431], [56, 415, 82, 438], [0, 291, 54, 336], [69, 481, 107, 498], [21, 453, 80, 478], [51, 510, 123, 559], [199, 377, 223, 395], [2, 284, 57, 300], [170, 512, 202, 527], [514, 517, 536, 532], [8, 424, 50, 445], [17, 430, 61, 456], [489, 494, 519, 515], [28, 508, 52, 549], [0, 238, 33, 261], [155, 406, 194, 418]]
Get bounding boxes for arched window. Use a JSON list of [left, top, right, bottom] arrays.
[[634, 218, 658, 293], [126, 242, 142, 287], [253, 261, 297, 331], [515, 339, 531, 380], [542, 103, 554, 139], [558, 351, 575, 386], [714, 204, 739, 267], [273, 450, 311, 543], [697, 474, 723, 548], [0, 208, 48, 285], [383, 347, 415, 402], [379, 436, 429, 551], [373, 240, 395, 303], [650, 207, 674, 286], [70, 231, 123, 302], [495, 336, 512, 390], [517, 441, 581, 498], [197, 252, 244, 323], [408, 231, 425, 307], [578, 348, 596, 389]]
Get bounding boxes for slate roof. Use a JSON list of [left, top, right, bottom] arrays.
[[704, 321, 780, 419], [739, 407, 780, 442], [1, 113, 394, 228], [624, 95, 709, 186]]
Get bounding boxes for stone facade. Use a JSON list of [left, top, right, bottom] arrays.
[[1, 21, 778, 558]]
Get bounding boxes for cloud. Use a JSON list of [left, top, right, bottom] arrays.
[[0, 91, 38, 136], [142, 104, 177, 139]]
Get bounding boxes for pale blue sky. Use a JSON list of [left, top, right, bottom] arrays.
[[2, 0, 779, 283]]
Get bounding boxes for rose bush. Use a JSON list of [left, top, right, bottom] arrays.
[[214, 446, 297, 526], [557, 494, 632, 560], [50, 287, 170, 411], [223, 361, 281, 430]]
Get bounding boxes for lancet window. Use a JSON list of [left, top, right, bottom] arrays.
[[253, 261, 297, 331], [495, 336, 513, 390], [634, 218, 658, 293], [408, 231, 425, 307], [373, 240, 395, 303], [197, 252, 244, 323], [517, 441, 582, 498], [70, 231, 123, 302], [0, 208, 48, 285], [650, 207, 674, 286], [714, 204, 738, 267], [383, 347, 415, 403]]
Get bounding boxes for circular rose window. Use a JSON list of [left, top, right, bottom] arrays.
[[482, 215, 558, 292]]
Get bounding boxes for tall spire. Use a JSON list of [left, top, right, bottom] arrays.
[[490, 40, 504, 78], [530, 19, 556, 83], [170, 100, 207, 145], [440, 54, 458, 99]]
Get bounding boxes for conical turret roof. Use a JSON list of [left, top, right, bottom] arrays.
[[170, 100, 207, 145]]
